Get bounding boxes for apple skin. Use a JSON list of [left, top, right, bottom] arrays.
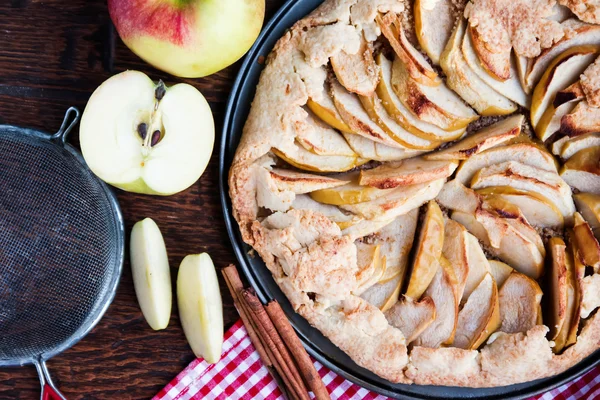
[[108, 0, 265, 78]]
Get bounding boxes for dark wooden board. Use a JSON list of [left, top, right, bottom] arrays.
[[0, 0, 283, 398]]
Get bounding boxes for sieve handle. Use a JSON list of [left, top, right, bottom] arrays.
[[35, 360, 67, 400], [50, 107, 80, 145]]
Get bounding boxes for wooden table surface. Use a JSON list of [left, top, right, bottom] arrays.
[[0, 1, 283, 398]]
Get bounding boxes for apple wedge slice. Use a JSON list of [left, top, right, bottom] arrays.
[[291, 195, 363, 230], [307, 80, 354, 133], [272, 143, 357, 173], [330, 78, 407, 148], [488, 260, 513, 289], [385, 295, 436, 344], [330, 36, 379, 96], [342, 217, 396, 241], [424, 115, 523, 161], [580, 274, 600, 319], [440, 20, 518, 116], [574, 193, 600, 240], [359, 157, 458, 189], [377, 12, 441, 87], [436, 179, 482, 214], [476, 186, 565, 228], [560, 133, 600, 160], [468, 26, 511, 81], [391, 55, 479, 131], [463, 233, 492, 302], [359, 94, 442, 150], [294, 111, 356, 157], [560, 146, 600, 194], [461, 29, 530, 107], [309, 172, 396, 206], [441, 219, 470, 301], [177, 253, 223, 363], [537, 82, 585, 142], [560, 101, 600, 137], [567, 237, 585, 347], [498, 271, 543, 333], [572, 212, 600, 271], [360, 272, 403, 312], [354, 243, 386, 295], [530, 45, 598, 128], [470, 160, 576, 222], [547, 237, 569, 341], [404, 201, 445, 299], [553, 242, 577, 353], [342, 132, 421, 162], [413, 256, 460, 348], [268, 168, 349, 193], [340, 179, 445, 221], [414, 0, 457, 65], [525, 19, 600, 92], [130, 218, 172, 330], [376, 53, 466, 142], [516, 55, 530, 94], [453, 273, 500, 350], [454, 142, 558, 185], [80, 71, 214, 195]]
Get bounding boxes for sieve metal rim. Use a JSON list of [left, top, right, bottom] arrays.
[[0, 107, 125, 368]]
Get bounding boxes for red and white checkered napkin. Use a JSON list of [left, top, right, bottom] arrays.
[[154, 320, 600, 400]]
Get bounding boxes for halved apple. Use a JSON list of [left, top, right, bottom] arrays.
[[574, 193, 600, 240], [470, 160, 576, 222], [291, 195, 363, 230], [414, 256, 459, 348], [440, 20, 518, 116], [560, 101, 600, 137], [354, 243, 386, 295], [307, 81, 354, 133], [80, 71, 215, 195], [453, 273, 500, 350], [560, 133, 600, 160], [498, 271, 543, 333], [376, 53, 466, 142], [385, 295, 436, 343], [424, 115, 523, 161], [441, 218, 469, 301], [454, 142, 558, 185], [272, 143, 357, 173], [391, 55, 479, 131], [294, 111, 357, 157], [342, 132, 420, 162], [359, 157, 458, 189], [404, 201, 445, 299], [547, 237, 569, 341], [330, 78, 407, 148], [572, 212, 600, 271], [468, 26, 511, 81], [340, 179, 445, 221], [560, 146, 600, 194], [376, 12, 441, 86], [130, 218, 172, 330], [461, 28, 530, 107], [359, 94, 441, 150], [330, 35, 379, 96], [525, 20, 600, 91], [414, 0, 457, 65], [476, 186, 565, 228], [488, 260, 513, 288], [530, 45, 598, 128], [177, 253, 223, 363], [309, 172, 395, 205]]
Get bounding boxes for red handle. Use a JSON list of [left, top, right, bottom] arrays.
[[42, 384, 65, 400]]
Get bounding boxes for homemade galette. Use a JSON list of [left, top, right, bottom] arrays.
[[228, 0, 600, 387]]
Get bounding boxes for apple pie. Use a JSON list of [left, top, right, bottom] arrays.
[[228, 0, 600, 387]]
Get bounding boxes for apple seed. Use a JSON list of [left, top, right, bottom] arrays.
[[155, 80, 166, 101], [151, 130, 161, 147], [137, 123, 148, 140]]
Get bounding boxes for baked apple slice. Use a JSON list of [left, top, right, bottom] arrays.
[[453, 273, 500, 350], [376, 53, 466, 142], [440, 20, 517, 116], [385, 295, 436, 343], [537, 82, 585, 142], [498, 271, 543, 333], [404, 201, 445, 299], [272, 143, 357, 173], [291, 195, 363, 231], [572, 212, 600, 272], [424, 115, 523, 161], [488, 260, 513, 289], [468, 26, 511, 81], [547, 237, 569, 341], [342, 132, 421, 162], [359, 157, 458, 189], [560, 146, 600, 194], [560, 101, 600, 137], [463, 233, 492, 302], [454, 142, 558, 185], [307, 80, 354, 133], [574, 193, 600, 240], [441, 219, 470, 301], [414, 0, 457, 65], [553, 241, 577, 353], [309, 172, 395, 206], [360, 272, 403, 312], [559, 133, 600, 160], [330, 36, 379, 96], [268, 168, 349, 193], [294, 111, 356, 157], [354, 243, 386, 295]]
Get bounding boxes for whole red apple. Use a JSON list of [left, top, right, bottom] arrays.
[[108, 0, 265, 77]]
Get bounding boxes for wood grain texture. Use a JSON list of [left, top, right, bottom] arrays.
[[0, 0, 284, 398]]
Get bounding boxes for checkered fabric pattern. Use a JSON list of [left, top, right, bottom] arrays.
[[154, 320, 600, 400]]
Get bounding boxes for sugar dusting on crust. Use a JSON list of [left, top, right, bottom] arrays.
[[581, 55, 600, 108], [559, 0, 600, 24]]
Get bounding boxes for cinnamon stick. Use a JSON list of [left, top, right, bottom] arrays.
[[241, 289, 310, 400], [265, 301, 330, 400]]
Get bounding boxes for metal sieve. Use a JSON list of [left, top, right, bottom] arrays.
[[0, 107, 125, 399]]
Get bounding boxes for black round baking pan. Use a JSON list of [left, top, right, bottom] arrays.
[[218, 0, 600, 398]]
